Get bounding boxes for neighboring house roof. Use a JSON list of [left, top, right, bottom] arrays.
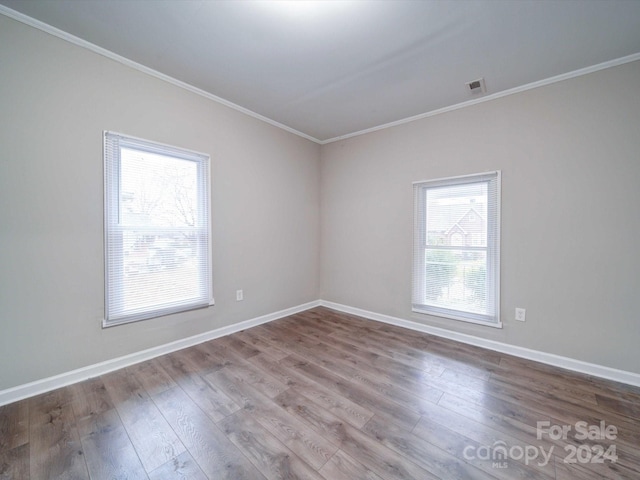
[[446, 223, 467, 236], [428, 205, 485, 234]]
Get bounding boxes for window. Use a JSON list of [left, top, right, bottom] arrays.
[[104, 132, 212, 327], [413, 171, 501, 327]]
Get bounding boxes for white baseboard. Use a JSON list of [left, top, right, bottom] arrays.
[[0, 300, 320, 407], [3, 298, 638, 406], [320, 300, 640, 388]]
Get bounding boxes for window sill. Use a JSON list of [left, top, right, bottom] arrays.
[[412, 306, 502, 329]]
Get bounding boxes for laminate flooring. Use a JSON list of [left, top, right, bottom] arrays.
[[1, 307, 639, 479]]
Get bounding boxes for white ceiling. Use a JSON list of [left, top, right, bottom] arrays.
[[2, 0, 640, 143]]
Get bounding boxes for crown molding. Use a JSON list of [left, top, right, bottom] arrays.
[[320, 52, 640, 144], [0, 5, 322, 145], [2, 5, 639, 147]]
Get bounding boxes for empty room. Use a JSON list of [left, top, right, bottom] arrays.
[[1, 0, 640, 479]]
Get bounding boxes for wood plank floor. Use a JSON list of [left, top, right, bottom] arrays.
[[1, 307, 639, 479]]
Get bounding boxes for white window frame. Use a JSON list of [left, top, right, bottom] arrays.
[[103, 131, 213, 327], [412, 171, 501, 328]]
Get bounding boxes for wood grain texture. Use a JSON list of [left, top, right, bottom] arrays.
[[246, 353, 374, 429], [77, 409, 147, 480], [0, 443, 29, 480], [279, 353, 422, 431], [318, 449, 385, 480], [68, 377, 114, 421], [235, 329, 291, 360], [102, 368, 186, 473], [412, 404, 556, 478], [157, 350, 240, 422], [274, 388, 437, 480], [266, 321, 446, 408], [148, 451, 208, 480], [206, 369, 337, 470], [128, 357, 178, 397], [1, 306, 639, 479], [211, 354, 288, 399], [29, 388, 89, 479], [152, 387, 264, 480], [218, 410, 324, 480], [0, 400, 28, 450], [361, 415, 495, 480]]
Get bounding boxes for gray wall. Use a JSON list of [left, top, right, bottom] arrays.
[[320, 60, 640, 374], [0, 16, 320, 390], [2, 12, 639, 392]]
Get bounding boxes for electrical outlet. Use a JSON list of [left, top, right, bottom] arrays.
[[515, 307, 526, 322], [236, 289, 243, 301]]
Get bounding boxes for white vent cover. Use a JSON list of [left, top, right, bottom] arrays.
[[466, 77, 487, 95]]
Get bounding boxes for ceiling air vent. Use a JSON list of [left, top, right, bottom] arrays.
[[466, 77, 486, 95]]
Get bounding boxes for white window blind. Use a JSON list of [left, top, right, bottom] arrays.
[[104, 132, 212, 327], [413, 171, 501, 327]]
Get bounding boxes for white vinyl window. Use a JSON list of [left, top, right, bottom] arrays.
[[104, 132, 212, 327], [413, 171, 501, 327]]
